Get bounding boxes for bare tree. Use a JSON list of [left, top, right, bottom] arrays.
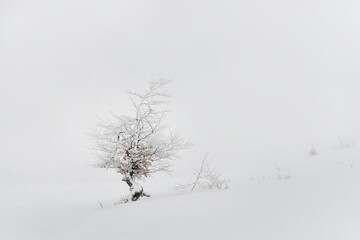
[[175, 154, 228, 191], [91, 79, 190, 202]]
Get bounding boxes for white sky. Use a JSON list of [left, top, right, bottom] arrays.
[[1, 0, 360, 184]]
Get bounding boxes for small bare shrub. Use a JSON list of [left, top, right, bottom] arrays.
[[337, 137, 356, 149], [273, 163, 291, 180], [175, 154, 228, 191], [308, 146, 317, 156]]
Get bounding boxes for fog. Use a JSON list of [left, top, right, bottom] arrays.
[[1, 0, 360, 184]]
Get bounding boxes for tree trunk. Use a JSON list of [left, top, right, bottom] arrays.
[[122, 174, 150, 202]]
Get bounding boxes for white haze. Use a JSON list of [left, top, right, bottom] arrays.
[[1, 0, 360, 184]]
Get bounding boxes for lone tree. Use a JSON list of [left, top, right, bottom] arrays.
[[92, 79, 189, 202]]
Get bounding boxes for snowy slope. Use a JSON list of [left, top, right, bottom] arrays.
[[1, 147, 360, 240]]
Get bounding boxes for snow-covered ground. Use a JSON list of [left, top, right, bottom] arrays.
[[1, 146, 360, 240], [2, 0, 360, 239]]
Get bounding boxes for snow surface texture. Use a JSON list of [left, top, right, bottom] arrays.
[[1, 147, 360, 240]]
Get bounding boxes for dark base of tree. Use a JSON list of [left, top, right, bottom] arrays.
[[131, 190, 151, 201], [122, 177, 151, 203], [123, 190, 151, 203]]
